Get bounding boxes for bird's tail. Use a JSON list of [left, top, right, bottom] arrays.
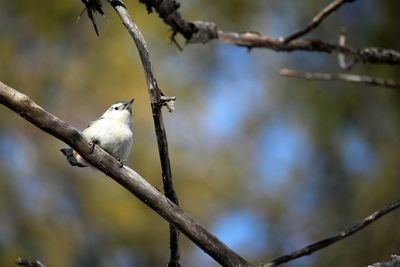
[[60, 148, 87, 167]]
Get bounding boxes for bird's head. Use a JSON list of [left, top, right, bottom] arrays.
[[102, 98, 134, 124]]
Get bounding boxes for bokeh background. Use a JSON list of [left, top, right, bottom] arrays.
[[0, 1, 399, 266]]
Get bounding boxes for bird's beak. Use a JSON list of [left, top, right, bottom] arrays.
[[125, 98, 134, 110]]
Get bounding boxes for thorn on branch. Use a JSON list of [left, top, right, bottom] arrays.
[[170, 31, 183, 51]]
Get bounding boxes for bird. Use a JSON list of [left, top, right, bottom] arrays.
[[61, 98, 134, 167]]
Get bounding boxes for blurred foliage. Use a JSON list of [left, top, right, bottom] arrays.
[[0, 0, 399, 267]]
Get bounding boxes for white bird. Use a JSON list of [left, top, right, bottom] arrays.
[[61, 98, 134, 167]]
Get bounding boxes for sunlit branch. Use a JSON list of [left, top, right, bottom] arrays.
[[283, 0, 357, 43], [279, 68, 400, 89], [106, 0, 180, 265], [0, 81, 253, 267], [260, 199, 400, 266]]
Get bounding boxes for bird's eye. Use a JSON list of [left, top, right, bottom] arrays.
[[114, 107, 119, 110]]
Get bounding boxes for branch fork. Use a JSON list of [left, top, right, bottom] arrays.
[[159, 95, 176, 112]]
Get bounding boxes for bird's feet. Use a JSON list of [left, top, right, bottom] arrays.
[[89, 138, 99, 153], [117, 159, 126, 168]]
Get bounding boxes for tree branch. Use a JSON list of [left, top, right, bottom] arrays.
[[260, 199, 400, 267], [217, 31, 400, 65], [136, 0, 400, 65], [282, 0, 357, 43], [279, 68, 400, 89], [15, 257, 46, 267], [368, 255, 400, 267], [0, 81, 253, 267], [107, 1, 180, 265]]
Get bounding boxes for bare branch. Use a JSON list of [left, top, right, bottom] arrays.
[[136, 0, 400, 65], [279, 68, 400, 89], [283, 0, 357, 43], [15, 257, 46, 267], [368, 255, 400, 267], [106, 0, 179, 265], [218, 30, 400, 65], [0, 81, 253, 267], [260, 199, 400, 267]]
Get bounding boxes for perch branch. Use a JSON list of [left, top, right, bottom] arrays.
[[106, 1, 180, 266], [0, 81, 253, 267], [283, 0, 357, 43], [279, 68, 400, 89], [261, 199, 400, 266], [137, 0, 400, 65]]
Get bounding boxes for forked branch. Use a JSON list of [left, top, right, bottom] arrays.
[[137, 0, 400, 65], [282, 0, 357, 43], [106, 0, 180, 265]]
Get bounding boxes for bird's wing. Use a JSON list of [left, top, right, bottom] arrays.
[[85, 116, 104, 129], [81, 116, 105, 138]]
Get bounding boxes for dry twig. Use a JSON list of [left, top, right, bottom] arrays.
[[283, 0, 357, 43], [260, 199, 400, 266], [279, 68, 400, 89]]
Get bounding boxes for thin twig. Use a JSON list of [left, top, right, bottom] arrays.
[[283, 0, 357, 43], [79, 0, 104, 36], [0, 81, 254, 267], [107, 1, 180, 265], [136, 0, 400, 65], [260, 199, 400, 266], [279, 68, 400, 89], [338, 28, 357, 69], [15, 257, 46, 267]]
